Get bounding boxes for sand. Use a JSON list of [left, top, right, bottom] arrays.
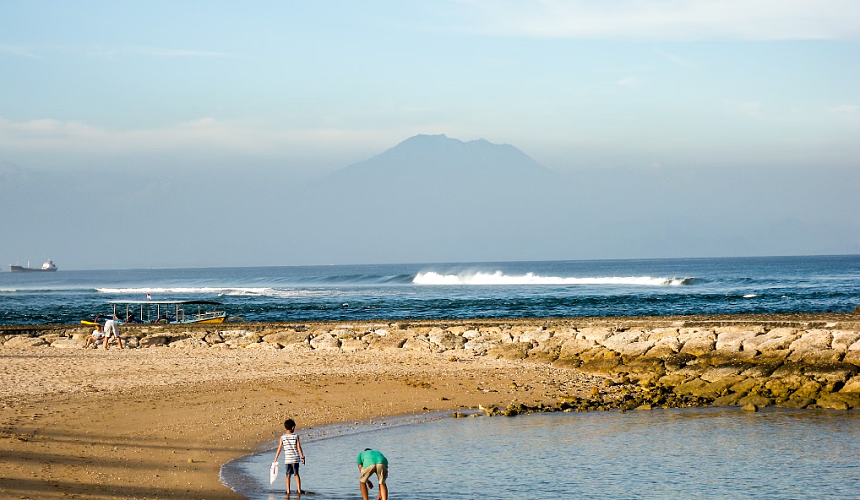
[[0, 346, 601, 499]]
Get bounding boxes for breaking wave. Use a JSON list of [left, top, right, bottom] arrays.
[[413, 272, 696, 286], [0, 288, 16, 292], [95, 287, 334, 299]]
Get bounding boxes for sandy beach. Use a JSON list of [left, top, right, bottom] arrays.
[[2, 313, 859, 499]]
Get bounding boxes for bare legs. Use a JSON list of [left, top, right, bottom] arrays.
[[286, 474, 302, 495], [360, 480, 387, 500]]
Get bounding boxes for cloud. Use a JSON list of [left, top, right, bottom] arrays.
[[134, 47, 232, 58], [616, 76, 639, 87], [450, 0, 860, 40], [830, 104, 859, 115], [0, 116, 404, 159], [656, 49, 696, 68], [0, 44, 41, 58]]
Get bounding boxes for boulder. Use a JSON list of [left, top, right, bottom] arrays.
[[462, 330, 481, 339], [708, 375, 748, 395], [558, 338, 598, 358], [488, 342, 531, 360], [170, 338, 209, 348], [657, 374, 688, 387], [789, 330, 832, 351], [644, 338, 682, 358], [403, 337, 432, 351], [139, 336, 168, 348], [673, 378, 715, 398], [680, 337, 715, 356], [617, 339, 657, 359], [730, 378, 765, 396], [576, 327, 613, 342], [520, 330, 552, 343], [712, 393, 744, 406], [826, 330, 858, 351], [262, 330, 308, 347], [446, 326, 468, 335], [738, 395, 773, 407], [340, 339, 369, 352], [366, 334, 409, 351], [716, 325, 764, 334], [226, 334, 262, 348], [463, 337, 500, 353], [816, 393, 857, 410], [601, 331, 643, 351], [204, 332, 224, 344], [804, 363, 857, 383], [776, 398, 813, 409], [715, 331, 759, 352], [3, 336, 47, 348], [647, 328, 679, 340], [50, 338, 87, 349], [744, 329, 797, 351], [839, 375, 860, 393], [578, 353, 621, 374], [700, 365, 745, 382], [429, 331, 466, 350], [788, 349, 843, 364], [844, 350, 860, 366], [245, 342, 280, 350], [792, 380, 823, 400], [309, 333, 341, 350]]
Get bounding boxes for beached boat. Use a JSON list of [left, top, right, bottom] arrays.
[[82, 300, 229, 325], [10, 260, 57, 272]]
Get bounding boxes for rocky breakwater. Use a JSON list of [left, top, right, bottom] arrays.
[[2, 314, 860, 411]]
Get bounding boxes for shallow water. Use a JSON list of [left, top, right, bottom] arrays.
[[223, 408, 860, 500]]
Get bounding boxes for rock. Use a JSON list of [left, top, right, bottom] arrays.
[[789, 330, 833, 351], [309, 333, 341, 350], [558, 338, 597, 358], [340, 338, 369, 352], [620, 357, 665, 375], [804, 364, 857, 383], [792, 380, 823, 400], [520, 330, 552, 343], [487, 342, 531, 360], [429, 331, 466, 350], [226, 334, 262, 348], [617, 339, 656, 358], [788, 348, 843, 363], [680, 337, 715, 356], [50, 338, 86, 349], [366, 334, 409, 351], [831, 331, 860, 351], [170, 338, 209, 348], [446, 326, 468, 335], [776, 398, 813, 409], [462, 329, 481, 339], [403, 337, 432, 351], [744, 329, 797, 351], [700, 365, 745, 382], [644, 338, 682, 358], [647, 328, 679, 340], [139, 336, 168, 348], [601, 331, 643, 351], [204, 332, 224, 344], [708, 376, 747, 395], [716, 325, 764, 335], [463, 337, 500, 353], [712, 393, 744, 406], [576, 327, 613, 342], [245, 342, 280, 350], [739, 361, 783, 378], [730, 378, 765, 396], [844, 350, 860, 366], [817, 393, 860, 410], [839, 375, 860, 393], [635, 404, 652, 411], [282, 342, 312, 352], [816, 395, 849, 410], [715, 330, 759, 351], [578, 351, 621, 374], [3, 336, 47, 348], [742, 403, 758, 412], [657, 374, 688, 387], [673, 378, 710, 396], [738, 395, 772, 407]]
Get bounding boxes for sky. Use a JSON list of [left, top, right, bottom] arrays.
[[1, 1, 859, 268]]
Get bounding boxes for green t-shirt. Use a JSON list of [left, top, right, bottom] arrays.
[[357, 450, 388, 468]]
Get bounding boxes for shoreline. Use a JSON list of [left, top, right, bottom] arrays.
[[2, 312, 860, 499]]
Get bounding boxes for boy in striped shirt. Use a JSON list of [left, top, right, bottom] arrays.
[[273, 419, 306, 494]]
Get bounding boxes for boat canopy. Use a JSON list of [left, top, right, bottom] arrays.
[[107, 300, 223, 305]]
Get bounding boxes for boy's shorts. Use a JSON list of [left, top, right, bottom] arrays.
[[359, 464, 388, 485], [284, 463, 300, 475]]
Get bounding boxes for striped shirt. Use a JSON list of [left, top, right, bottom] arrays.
[[281, 433, 300, 464]]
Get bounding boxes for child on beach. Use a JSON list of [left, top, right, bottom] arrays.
[[83, 324, 104, 349], [273, 419, 306, 494]]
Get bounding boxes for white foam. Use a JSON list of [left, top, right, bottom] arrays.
[[95, 287, 327, 299], [413, 271, 691, 286], [0, 288, 16, 292], [743, 294, 758, 298]]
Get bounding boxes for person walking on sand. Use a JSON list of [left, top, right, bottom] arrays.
[[357, 448, 388, 500], [103, 315, 123, 350], [273, 419, 306, 495]]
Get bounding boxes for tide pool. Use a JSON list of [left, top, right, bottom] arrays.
[[222, 408, 860, 500]]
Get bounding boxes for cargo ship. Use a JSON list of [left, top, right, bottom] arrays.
[[9, 260, 57, 272]]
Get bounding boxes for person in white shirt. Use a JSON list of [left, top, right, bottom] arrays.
[[84, 324, 105, 349], [103, 316, 124, 350]]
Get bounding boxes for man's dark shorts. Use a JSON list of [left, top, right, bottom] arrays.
[[285, 463, 300, 475]]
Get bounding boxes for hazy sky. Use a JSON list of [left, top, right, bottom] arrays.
[[2, 0, 859, 172], [1, 1, 859, 268]]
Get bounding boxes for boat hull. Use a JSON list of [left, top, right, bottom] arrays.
[[10, 265, 57, 272]]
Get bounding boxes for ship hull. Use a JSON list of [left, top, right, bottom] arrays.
[[9, 265, 57, 272]]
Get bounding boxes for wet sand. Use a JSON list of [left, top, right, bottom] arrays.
[[0, 346, 599, 499]]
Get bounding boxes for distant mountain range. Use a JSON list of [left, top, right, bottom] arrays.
[[328, 134, 556, 186]]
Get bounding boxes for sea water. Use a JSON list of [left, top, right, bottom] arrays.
[[223, 408, 860, 500], [1, 255, 859, 324]]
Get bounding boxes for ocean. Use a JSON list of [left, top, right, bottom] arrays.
[[222, 408, 860, 500], [1, 255, 858, 325]]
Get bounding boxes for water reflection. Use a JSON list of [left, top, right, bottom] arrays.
[[227, 408, 860, 500]]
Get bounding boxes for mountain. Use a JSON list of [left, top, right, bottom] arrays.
[[328, 134, 556, 187]]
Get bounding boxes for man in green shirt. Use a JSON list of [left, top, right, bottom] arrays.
[[357, 448, 389, 500]]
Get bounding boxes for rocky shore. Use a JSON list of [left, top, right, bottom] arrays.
[[4, 313, 860, 411]]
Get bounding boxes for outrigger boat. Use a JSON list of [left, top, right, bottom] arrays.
[[82, 300, 229, 325]]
